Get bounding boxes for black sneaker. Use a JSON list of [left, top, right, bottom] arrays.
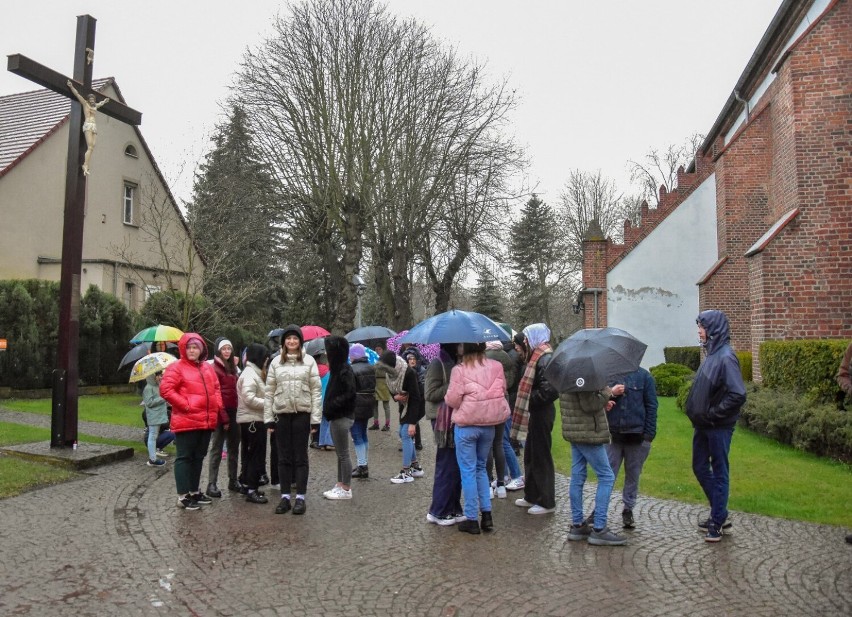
[[191, 492, 212, 505], [351, 465, 369, 479], [458, 519, 481, 534], [705, 522, 722, 543], [622, 509, 635, 529], [245, 491, 268, 504], [228, 479, 243, 492], [275, 497, 291, 514], [368, 423, 380, 431], [698, 518, 732, 533], [177, 495, 200, 510], [381, 424, 390, 432], [480, 511, 494, 532], [258, 474, 270, 486], [292, 497, 306, 515], [206, 483, 222, 498]]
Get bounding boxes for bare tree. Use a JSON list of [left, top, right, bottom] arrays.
[[627, 133, 705, 207]]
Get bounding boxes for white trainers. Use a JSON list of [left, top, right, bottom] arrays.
[[495, 486, 507, 499], [426, 513, 457, 526], [528, 504, 555, 515], [323, 486, 352, 500], [506, 477, 525, 491], [390, 469, 414, 484], [155, 449, 169, 458], [489, 486, 496, 499], [409, 465, 425, 478], [514, 498, 534, 508]]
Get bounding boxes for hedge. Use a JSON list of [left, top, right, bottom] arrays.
[[649, 363, 694, 396], [663, 346, 700, 371], [760, 339, 847, 403]]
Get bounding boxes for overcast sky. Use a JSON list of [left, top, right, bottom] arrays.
[[2, 0, 781, 207]]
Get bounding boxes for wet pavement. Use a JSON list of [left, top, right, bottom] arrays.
[[0, 408, 850, 616]]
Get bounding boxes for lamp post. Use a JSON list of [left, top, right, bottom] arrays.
[[352, 274, 366, 328]]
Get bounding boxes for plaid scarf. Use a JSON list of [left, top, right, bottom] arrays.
[[509, 343, 552, 442]]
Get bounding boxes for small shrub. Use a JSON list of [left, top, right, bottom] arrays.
[[760, 339, 846, 402], [650, 363, 694, 397], [736, 351, 752, 382], [664, 346, 700, 371], [676, 378, 693, 410]]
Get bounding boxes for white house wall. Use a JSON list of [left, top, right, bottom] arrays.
[[607, 175, 718, 367]]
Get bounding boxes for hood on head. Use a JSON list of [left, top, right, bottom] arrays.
[[325, 335, 350, 369], [280, 324, 304, 346], [697, 310, 731, 354], [349, 343, 367, 362], [178, 332, 208, 362], [523, 323, 551, 349]]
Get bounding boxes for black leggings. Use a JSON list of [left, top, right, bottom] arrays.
[[274, 412, 311, 495]]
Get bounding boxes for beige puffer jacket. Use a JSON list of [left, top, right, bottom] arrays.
[[237, 362, 266, 424], [263, 352, 322, 425]]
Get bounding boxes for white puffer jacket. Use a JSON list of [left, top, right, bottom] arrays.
[[237, 362, 266, 424], [263, 352, 322, 424]]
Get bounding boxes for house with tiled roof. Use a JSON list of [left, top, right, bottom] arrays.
[[0, 78, 202, 310], [580, 0, 851, 376]]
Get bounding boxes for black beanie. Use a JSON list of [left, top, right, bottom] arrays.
[[281, 324, 304, 345]]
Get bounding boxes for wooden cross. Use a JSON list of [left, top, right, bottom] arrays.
[[7, 15, 142, 448]]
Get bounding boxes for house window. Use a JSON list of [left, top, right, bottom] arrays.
[[124, 282, 135, 309], [123, 182, 136, 225], [124, 144, 138, 158]]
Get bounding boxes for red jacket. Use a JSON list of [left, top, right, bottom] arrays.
[[160, 333, 225, 432], [212, 356, 239, 410]]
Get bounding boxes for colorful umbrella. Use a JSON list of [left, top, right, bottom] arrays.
[[118, 342, 178, 370], [130, 324, 184, 344], [386, 330, 440, 363], [301, 325, 330, 341], [128, 352, 178, 383]]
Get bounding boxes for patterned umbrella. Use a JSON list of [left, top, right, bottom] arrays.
[[386, 330, 440, 363], [130, 324, 184, 344], [128, 352, 178, 383]]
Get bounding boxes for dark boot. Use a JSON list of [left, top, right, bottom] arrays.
[[458, 519, 481, 535], [480, 511, 494, 532], [206, 483, 222, 498], [292, 497, 306, 515]]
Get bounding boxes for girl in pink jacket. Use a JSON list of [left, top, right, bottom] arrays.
[[445, 342, 510, 534]]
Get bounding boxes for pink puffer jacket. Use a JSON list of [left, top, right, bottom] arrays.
[[160, 333, 224, 433], [445, 358, 510, 427]]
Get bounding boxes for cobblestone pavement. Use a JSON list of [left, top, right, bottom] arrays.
[[0, 409, 850, 616]]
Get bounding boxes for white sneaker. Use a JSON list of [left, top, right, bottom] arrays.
[[489, 486, 496, 499], [528, 504, 555, 515], [155, 449, 169, 458], [426, 513, 457, 526], [409, 465, 425, 478], [390, 470, 414, 484], [490, 479, 497, 489], [515, 498, 534, 508], [495, 486, 507, 499], [323, 486, 352, 500], [506, 477, 525, 491]]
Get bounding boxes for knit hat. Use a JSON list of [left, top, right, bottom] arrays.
[[280, 324, 304, 345], [349, 343, 367, 361], [217, 338, 233, 352]]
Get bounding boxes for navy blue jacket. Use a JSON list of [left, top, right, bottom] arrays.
[[608, 368, 658, 440], [323, 336, 356, 421], [685, 310, 747, 429]]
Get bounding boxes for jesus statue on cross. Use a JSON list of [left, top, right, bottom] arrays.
[[67, 79, 109, 176]]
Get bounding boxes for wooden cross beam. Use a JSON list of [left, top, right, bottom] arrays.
[[6, 15, 142, 447]]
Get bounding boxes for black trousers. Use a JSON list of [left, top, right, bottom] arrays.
[[275, 412, 311, 495], [523, 404, 556, 509], [239, 421, 267, 490]]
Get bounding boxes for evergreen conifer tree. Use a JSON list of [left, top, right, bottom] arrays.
[[471, 267, 503, 321]]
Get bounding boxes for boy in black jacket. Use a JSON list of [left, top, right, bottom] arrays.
[[322, 336, 357, 500], [378, 350, 426, 483]]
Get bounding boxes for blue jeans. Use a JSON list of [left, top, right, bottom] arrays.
[[318, 416, 333, 447], [399, 424, 415, 468], [454, 425, 495, 521], [503, 415, 522, 479], [146, 424, 159, 462], [692, 426, 734, 525], [350, 417, 369, 466], [570, 443, 616, 529]]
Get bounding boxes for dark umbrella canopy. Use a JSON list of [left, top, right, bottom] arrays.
[[304, 337, 326, 357], [398, 310, 510, 345], [544, 327, 647, 392], [118, 342, 177, 370], [345, 325, 397, 350]]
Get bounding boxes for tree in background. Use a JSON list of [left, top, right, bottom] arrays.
[[508, 195, 569, 327], [186, 104, 283, 331], [627, 133, 704, 208], [471, 266, 503, 321]]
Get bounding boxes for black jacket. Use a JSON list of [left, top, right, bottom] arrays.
[[323, 336, 356, 421], [351, 357, 376, 421], [400, 366, 425, 424], [529, 352, 559, 413]]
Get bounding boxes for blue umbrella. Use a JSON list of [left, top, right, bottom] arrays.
[[544, 327, 647, 392], [398, 310, 510, 344]]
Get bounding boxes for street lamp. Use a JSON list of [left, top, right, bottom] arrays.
[[352, 274, 367, 328]]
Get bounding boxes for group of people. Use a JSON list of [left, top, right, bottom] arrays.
[[145, 309, 752, 546]]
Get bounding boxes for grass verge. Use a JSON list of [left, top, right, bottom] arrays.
[[2, 394, 143, 427]]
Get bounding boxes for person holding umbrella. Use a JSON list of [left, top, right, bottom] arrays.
[[445, 342, 511, 534], [510, 323, 559, 515], [160, 334, 225, 510]]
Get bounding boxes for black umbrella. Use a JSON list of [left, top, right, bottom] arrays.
[[118, 342, 177, 370], [304, 337, 326, 357], [345, 325, 397, 350], [544, 327, 647, 392]]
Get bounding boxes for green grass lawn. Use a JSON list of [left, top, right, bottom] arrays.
[[552, 397, 852, 528], [3, 393, 143, 427]]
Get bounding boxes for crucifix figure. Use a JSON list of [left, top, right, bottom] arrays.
[[7, 15, 142, 447], [66, 79, 109, 175]]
